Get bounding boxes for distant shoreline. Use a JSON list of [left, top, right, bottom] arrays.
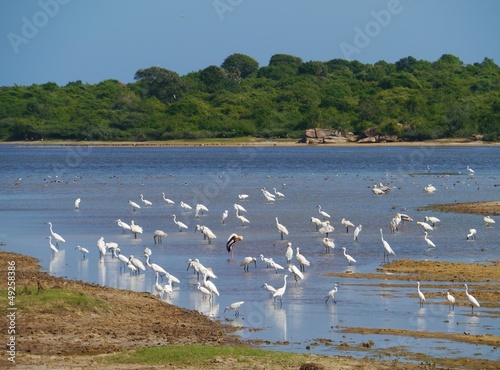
[[1, 139, 499, 148]]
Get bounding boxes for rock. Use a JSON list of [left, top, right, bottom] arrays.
[[357, 136, 378, 143], [302, 128, 347, 144]]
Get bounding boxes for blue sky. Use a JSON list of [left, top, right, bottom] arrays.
[[1, 0, 499, 86]]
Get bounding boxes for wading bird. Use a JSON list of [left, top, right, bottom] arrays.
[[224, 301, 244, 317], [484, 215, 495, 226], [172, 214, 188, 231], [130, 220, 143, 238], [342, 247, 356, 266], [380, 229, 396, 263], [240, 256, 257, 272], [129, 255, 146, 274], [235, 209, 250, 226], [341, 218, 355, 233], [180, 201, 192, 211], [423, 232, 436, 248], [46, 236, 58, 255], [317, 205, 331, 220], [325, 284, 339, 304], [195, 203, 209, 218], [144, 254, 168, 280], [226, 233, 243, 259], [275, 217, 289, 240], [115, 219, 131, 233], [417, 282, 426, 307], [140, 194, 152, 207], [262, 283, 276, 296], [129, 200, 141, 211], [46, 222, 65, 247], [446, 291, 455, 310], [417, 221, 434, 232], [424, 216, 440, 227], [75, 245, 89, 258], [288, 265, 304, 284], [273, 275, 288, 305], [322, 237, 335, 253], [424, 184, 436, 193], [295, 247, 310, 272], [153, 230, 167, 244], [466, 228, 477, 240], [221, 210, 228, 224], [464, 284, 480, 314], [74, 198, 81, 210], [285, 242, 293, 264], [353, 225, 362, 241], [162, 192, 175, 205]]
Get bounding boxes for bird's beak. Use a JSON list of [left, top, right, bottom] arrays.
[[253, 260, 257, 268]]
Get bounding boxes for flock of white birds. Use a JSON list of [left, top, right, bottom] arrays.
[[44, 170, 496, 317]]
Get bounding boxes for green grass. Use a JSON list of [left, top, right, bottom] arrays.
[[1, 287, 109, 314], [102, 345, 298, 367]]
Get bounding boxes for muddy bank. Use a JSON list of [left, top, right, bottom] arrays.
[[419, 201, 500, 216]]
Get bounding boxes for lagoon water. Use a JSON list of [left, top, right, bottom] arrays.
[[1, 144, 499, 362]]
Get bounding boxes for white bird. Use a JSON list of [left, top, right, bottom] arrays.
[[310, 216, 322, 231], [180, 201, 192, 211], [423, 231, 436, 248], [273, 188, 285, 198], [195, 225, 217, 244], [260, 254, 272, 267], [318, 221, 334, 237], [273, 275, 288, 304], [268, 258, 284, 273], [162, 192, 175, 205], [466, 228, 477, 240], [464, 284, 480, 313], [235, 209, 250, 226], [317, 205, 330, 220], [353, 225, 362, 241], [144, 247, 152, 257], [127, 262, 138, 275], [261, 188, 275, 202], [224, 301, 244, 317], [226, 233, 243, 259], [380, 229, 395, 263], [130, 220, 143, 238], [341, 218, 355, 233], [129, 255, 146, 274], [115, 219, 131, 232], [163, 280, 173, 299], [166, 272, 180, 287], [275, 217, 289, 240], [154, 272, 165, 298], [424, 216, 441, 227], [372, 184, 386, 195], [105, 242, 119, 255], [196, 282, 212, 300], [466, 165, 475, 174], [446, 291, 456, 310], [295, 247, 310, 272], [417, 281, 426, 307], [417, 221, 434, 231], [97, 236, 106, 257], [342, 247, 356, 266], [285, 242, 293, 264], [145, 254, 168, 280], [140, 194, 152, 207], [129, 200, 141, 211], [484, 215, 495, 226], [153, 230, 167, 244], [221, 210, 228, 224], [325, 284, 339, 304], [240, 257, 257, 272], [46, 236, 58, 254], [322, 237, 335, 253], [238, 194, 249, 200], [46, 222, 65, 247], [203, 274, 219, 298], [115, 248, 130, 269], [195, 203, 209, 218], [288, 265, 304, 284], [424, 184, 436, 193], [75, 245, 89, 258], [233, 203, 247, 213], [262, 283, 276, 296], [172, 214, 188, 231], [74, 198, 81, 209]]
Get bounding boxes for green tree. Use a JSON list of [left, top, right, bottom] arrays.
[[134, 66, 187, 102], [221, 53, 259, 79]]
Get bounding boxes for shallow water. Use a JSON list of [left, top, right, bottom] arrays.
[[0, 144, 499, 362]]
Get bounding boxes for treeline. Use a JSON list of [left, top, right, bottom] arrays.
[[1, 53, 499, 142]]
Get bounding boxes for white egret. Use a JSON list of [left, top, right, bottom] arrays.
[[295, 247, 310, 272], [342, 247, 356, 266], [163, 280, 173, 300], [195, 203, 209, 218], [130, 220, 143, 238], [105, 242, 118, 256], [261, 188, 275, 202], [129, 255, 146, 274], [417, 221, 434, 232], [262, 283, 276, 296], [196, 282, 212, 300], [417, 282, 426, 307], [325, 284, 339, 304], [424, 184, 436, 193], [464, 284, 480, 313], [275, 217, 289, 240], [238, 194, 249, 200], [140, 194, 152, 207], [172, 214, 188, 231], [423, 232, 436, 248], [162, 192, 175, 205], [221, 210, 228, 224], [341, 218, 355, 233], [180, 201, 192, 211], [154, 272, 164, 298], [74, 198, 81, 210], [153, 230, 167, 244], [273, 188, 285, 198], [466, 165, 474, 174], [353, 225, 362, 241], [97, 236, 106, 257], [46, 236, 58, 254], [260, 254, 272, 267], [466, 228, 477, 240], [273, 275, 288, 304], [424, 216, 441, 227], [224, 301, 244, 317], [380, 229, 396, 263], [127, 262, 138, 275], [46, 222, 65, 247], [484, 215, 495, 226], [322, 237, 335, 253], [166, 272, 180, 287], [269, 258, 284, 273], [75, 245, 89, 258], [318, 221, 334, 237], [446, 291, 456, 310], [203, 273, 219, 298], [115, 219, 131, 232], [310, 216, 322, 231], [226, 233, 243, 259], [145, 254, 167, 280], [317, 205, 330, 220], [129, 200, 141, 211], [115, 248, 129, 269], [240, 257, 257, 272], [235, 209, 250, 226], [285, 242, 293, 264], [288, 265, 304, 284], [372, 184, 386, 195], [233, 203, 247, 213]]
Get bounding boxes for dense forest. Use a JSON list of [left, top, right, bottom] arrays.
[[1, 53, 499, 142]]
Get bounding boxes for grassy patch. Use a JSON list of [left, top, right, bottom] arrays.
[[1, 286, 109, 314], [102, 345, 298, 367]]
